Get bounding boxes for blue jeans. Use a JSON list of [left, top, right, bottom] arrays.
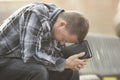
[[0, 58, 79, 80]]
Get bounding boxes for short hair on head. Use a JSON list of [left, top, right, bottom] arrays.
[[59, 11, 89, 42]]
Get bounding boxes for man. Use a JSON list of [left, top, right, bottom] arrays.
[[0, 2, 89, 80]]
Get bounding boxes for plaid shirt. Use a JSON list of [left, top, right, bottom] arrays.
[[0, 3, 65, 71]]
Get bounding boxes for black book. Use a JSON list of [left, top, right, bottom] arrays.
[[62, 40, 92, 59]]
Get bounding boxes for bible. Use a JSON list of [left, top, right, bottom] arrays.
[[62, 40, 92, 59]]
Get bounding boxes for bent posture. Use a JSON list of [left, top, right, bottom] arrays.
[[0, 3, 89, 80]]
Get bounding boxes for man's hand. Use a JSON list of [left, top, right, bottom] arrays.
[[65, 52, 88, 70]]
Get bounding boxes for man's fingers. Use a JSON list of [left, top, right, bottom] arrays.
[[72, 52, 85, 59], [76, 59, 87, 65]]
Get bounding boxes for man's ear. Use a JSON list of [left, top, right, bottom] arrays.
[[60, 20, 67, 27]]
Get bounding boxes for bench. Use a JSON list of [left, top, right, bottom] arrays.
[[79, 33, 120, 79]]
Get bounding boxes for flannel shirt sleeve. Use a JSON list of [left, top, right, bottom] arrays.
[[19, 6, 66, 72], [19, 10, 40, 62]]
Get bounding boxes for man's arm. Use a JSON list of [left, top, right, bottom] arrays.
[[19, 10, 40, 63]]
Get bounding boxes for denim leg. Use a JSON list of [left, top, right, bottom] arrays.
[[70, 70, 80, 80], [0, 58, 48, 80], [49, 69, 79, 80]]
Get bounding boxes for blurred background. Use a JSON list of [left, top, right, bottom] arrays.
[[0, 0, 119, 36], [0, 0, 120, 80]]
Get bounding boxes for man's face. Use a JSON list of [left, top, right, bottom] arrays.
[[52, 17, 79, 45], [54, 27, 79, 45]]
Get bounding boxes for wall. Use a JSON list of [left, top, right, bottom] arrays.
[[0, 0, 119, 36]]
